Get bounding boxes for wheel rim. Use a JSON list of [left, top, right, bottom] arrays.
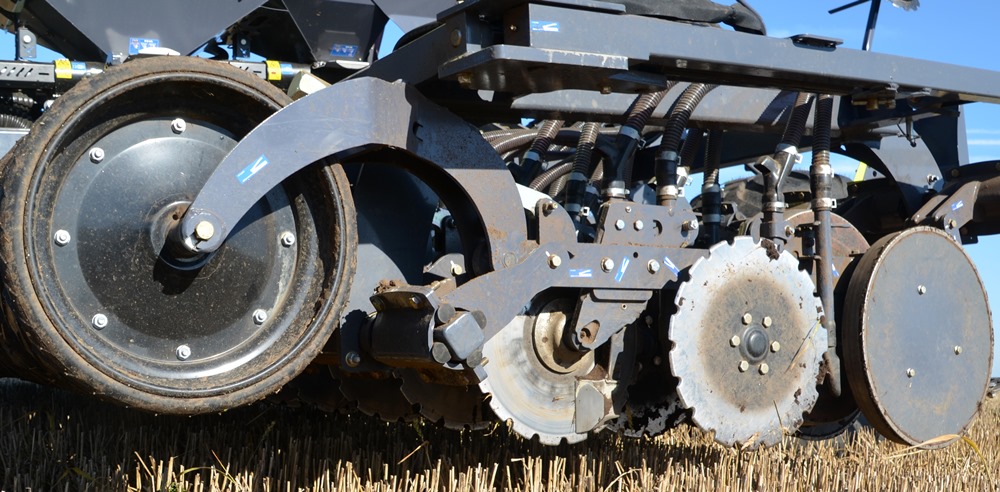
[[10, 58, 352, 407]]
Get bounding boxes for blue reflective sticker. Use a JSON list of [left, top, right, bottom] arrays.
[[236, 155, 269, 184], [614, 257, 630, 282], [280, 63, 295, 75], [128, 37, 160, 55], [530, 21, 560, 32], [569, 268, 593, 278], [952, 200, 964, 211], [330, 44, 359, 58], [663, 255, 680, 276], [71, 61, 86, 71], [832, 263, 840, 278]]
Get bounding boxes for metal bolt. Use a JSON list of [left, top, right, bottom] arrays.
[[634, 220, 644, 231], [21, 34, 31, 44], [615, 219, 625, 231], [926, 174, 940, 185], [759, 363, 770, 375], [601, 257, 615, 272], [171, 118, 186, 134], [280, 231, 296, 247], [53, 229, 71, 246], [762, 316, 773, 328], [194, 220, 215, 241], [947, 219, 957, 230], [451, 263, 465, 276], [906, 368, 916, 378], [541, 200, 558, 216], [770, 341, 781, 353], [409, 295, 422, 309], [547, 254, 562, 269], [741, 313, 753, 325], [954, 346, 963, 355], [784, 225, 795, 237], [508, 24, 517, 32], [450, 28, 463, 47], [647, 259, 660, 274], [176, 345, 192, 361], [683, 219, 699, 232], [240, 38, 248, 45], [345, 351, 362, 367], [624, 206, 632, 213], [89, 147, 105, 163], [252, 309, 267, 325], [600, 85, 612, 95], [730, 335, 741, 347], [917, 285, 926, 295], [91, 314, 108, 330], [738, 360, 750, 372]]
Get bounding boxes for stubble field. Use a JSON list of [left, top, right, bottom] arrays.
[[1, 378, 997, 491]]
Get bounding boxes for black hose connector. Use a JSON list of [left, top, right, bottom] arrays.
[[702, 129, 724, 245], [519, 120, 563, 183], [605, 88, 671, 201], [564, 122, 601, 216]]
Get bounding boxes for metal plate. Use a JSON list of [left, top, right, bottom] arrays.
[[398, 369, 494, 430], [842, 226, 993, 447], [669, 237, 826, 448]]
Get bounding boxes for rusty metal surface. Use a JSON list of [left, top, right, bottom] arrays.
[[842, 226, 993, 447], [669, 237, 826, 448]]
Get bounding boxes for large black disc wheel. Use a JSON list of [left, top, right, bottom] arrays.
[[0, 56, 355, 414]]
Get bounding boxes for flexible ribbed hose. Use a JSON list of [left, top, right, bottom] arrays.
[[655, 83, 717, 205], [564, 122, 601, 215]]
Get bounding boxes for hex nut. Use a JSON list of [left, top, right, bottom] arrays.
[[176, 345, 192, 361], [906, 368, 916, 378], [53, 229, 71, 246], [89, 147, 105, 163], [634, 220, 644, 231], [171, 118, 187, 134], [601, 257, 615, 272], [280, 231, 296, 247], [741, 313, 753, 325], [647, 260, 660, 274], [917, 285, 926, 295], [194, 220, 215, 241], [759, 363, 770, 375], [615, 219, 626, 231], [252, 309, 267, 325], [729, 335, 741, 347], [738, 360, 750, 372], [91, 314, 108, 330], [548, 254, 562, 269], [954, 346, 963, 355], [762, 316, 773, 328]]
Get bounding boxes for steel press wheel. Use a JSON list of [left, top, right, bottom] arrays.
[[0, 56, 355, 414]]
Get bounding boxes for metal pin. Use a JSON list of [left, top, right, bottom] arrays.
[[89, 147, 105, 163], [906, 368, 916, 378], [954, 346, 963, 355], [171, 118, 187, 134], [547, 254, 562, 269], [176, 345, 192, 361], [53, 229, 71, 246], [917, 285, 926, 295], [345, 351, 362, 367], [194, 221, 215, 241]]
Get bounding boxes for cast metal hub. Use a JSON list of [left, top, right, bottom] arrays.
[[669, 237, 826, 447]]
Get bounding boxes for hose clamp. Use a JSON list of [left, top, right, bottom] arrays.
[[811, 197, 837, 210], [619, 125, 641, 142], [524, 150, 541, 163], [811, 164, 834, 176]]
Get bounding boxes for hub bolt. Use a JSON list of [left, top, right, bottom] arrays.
[[547, 254, 562, 269], [770, 341, 781, 352], [279, 231, 295, 247], [176, 345, 192, 361], [954, 346, 963, 355], [917, 285, 926, 295], [345, 351, 362, 367], [614, 219, 625, 231], [634, 220, 644, 231], [647, 259, 660, 274], [451, 263, 464, 276], [53, 229, 71, 246], [759, 363, 770, 375], [601, 257, 615, 272], [91, 314, 108, 330], [762, 316, 772, 328], [906, 368, 916, 378], [171, 118, 187, 134], [194, 220, 215, 241], [729, 335, 741, 347], [252, 309, 267, 325], [741, 313, 752, 325], [89, 147, 105, 163], [738, 360, 750, 372]]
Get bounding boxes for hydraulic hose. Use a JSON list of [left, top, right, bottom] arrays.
[[655, 83, 717, 207], [613, 87, 673, 199], [702, 129, 724, 245], [0, 112, 31, 129], [564, 122, 601, 217], [809, 93, 842, 397], [520, 120, 564, 183]]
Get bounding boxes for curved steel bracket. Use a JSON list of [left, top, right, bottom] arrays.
[[179, 77, 527, 271]]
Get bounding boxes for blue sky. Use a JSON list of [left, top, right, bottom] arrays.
[[1, 1, 997, 376]]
